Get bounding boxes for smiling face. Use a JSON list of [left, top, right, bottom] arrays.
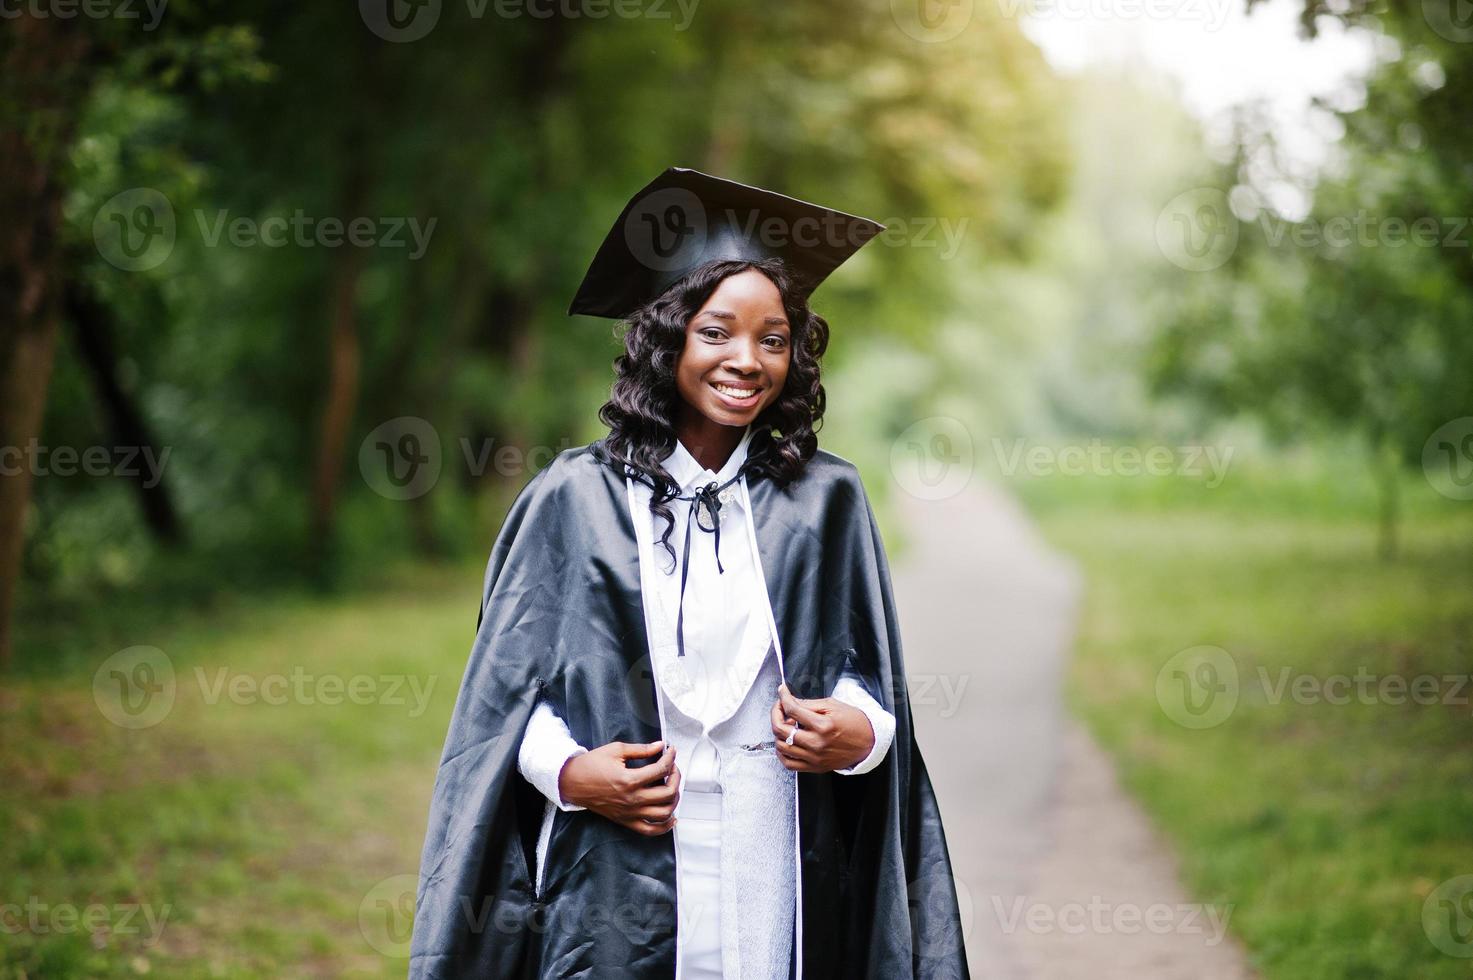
[[674, 268, 791, 435]]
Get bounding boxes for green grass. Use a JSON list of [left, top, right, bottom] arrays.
[[1022, 464, 1473, 980], [1, 561, 484, 978], [7, 450, 1469, 977], [2, 461, 902, 978]]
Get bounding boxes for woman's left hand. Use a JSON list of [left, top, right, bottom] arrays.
[[769, 683, 874, 772]]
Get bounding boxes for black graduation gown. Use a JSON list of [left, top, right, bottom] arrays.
[[409, 443, 970, 979]]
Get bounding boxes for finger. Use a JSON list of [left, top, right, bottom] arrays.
[[628, 744, 676, 786], [772, 695, 798, 741], [771, 733, 818, 754], [634, 764, 682, 811], [772, 704, 819, 747], [618, 739, 668, 760], [634, 778, 680, 805], [635, 787, 678, 808], [777, 750, 816, 772], [778, 684, 827, 726], [635, 812, 677, 836], [771, 704, 795, 742], [618, 742, 671, 772], [775, 740, 817, 765], [773, 718, 816, 750]]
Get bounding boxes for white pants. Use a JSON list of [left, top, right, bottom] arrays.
[[674, 788, 723, 979]]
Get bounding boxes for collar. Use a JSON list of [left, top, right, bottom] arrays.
[[659, 423, 754, 658], [662, 424, 753, 500]]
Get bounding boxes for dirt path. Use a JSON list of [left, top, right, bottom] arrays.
[[889, 483, 1257, 980]]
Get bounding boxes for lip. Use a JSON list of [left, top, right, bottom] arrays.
[[709, 381, 763, 408]]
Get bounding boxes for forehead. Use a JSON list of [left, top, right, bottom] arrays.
[[695, 270, 787, 322]]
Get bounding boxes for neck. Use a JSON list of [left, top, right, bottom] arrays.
[[674, 403, 745, 473]]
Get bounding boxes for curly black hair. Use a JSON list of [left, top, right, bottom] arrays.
[[591, 257, 830, 570]]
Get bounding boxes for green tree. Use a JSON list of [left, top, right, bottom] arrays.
[[8, 0, 1072, 665], [0, 6, 267, 664], [1151, 2, 1473, 556]]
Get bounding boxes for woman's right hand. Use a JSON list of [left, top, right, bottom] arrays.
[[558, 740, 681, 836]]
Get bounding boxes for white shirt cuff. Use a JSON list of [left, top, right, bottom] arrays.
[[830, 669, 896, 775], [517, 697, 589, 811]]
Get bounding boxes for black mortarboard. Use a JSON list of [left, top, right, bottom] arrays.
[[568, 167, 885, 320]]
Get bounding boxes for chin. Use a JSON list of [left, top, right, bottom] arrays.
[[708, 405, 756, 426]]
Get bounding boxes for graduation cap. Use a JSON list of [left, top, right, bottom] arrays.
[[568, 167, 885, 320]]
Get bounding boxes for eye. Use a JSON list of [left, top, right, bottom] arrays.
[[762, 335, 789, 350], [699, 326, 726, 341]]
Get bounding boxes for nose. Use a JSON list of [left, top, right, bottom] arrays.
[[723, 336, 761, 374]]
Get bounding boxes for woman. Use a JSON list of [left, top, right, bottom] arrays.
[[411, 168, 969, 980]]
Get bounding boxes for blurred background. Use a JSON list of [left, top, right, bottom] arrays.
[[3, 0, 1472, 976]]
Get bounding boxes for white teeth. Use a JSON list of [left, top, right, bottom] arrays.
[[714, 384, 758, 398]]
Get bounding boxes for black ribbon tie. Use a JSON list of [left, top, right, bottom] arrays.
[[673, 468, 746, 658]]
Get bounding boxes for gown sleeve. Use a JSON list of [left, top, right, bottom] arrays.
[[829, 664, 897, 776], [517, 695, 590, 811]]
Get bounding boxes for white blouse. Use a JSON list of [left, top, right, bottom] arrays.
[[517, 423, 895, 832]]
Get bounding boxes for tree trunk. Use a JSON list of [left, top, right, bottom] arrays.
[[0, 18, 89, 666], [1372, 426, 1400, 562], [307, 177, 366, 575], [65, 278, 184, 545], [375, 247, 442, 558], [306, 29, 378, 578], [0, 307, 60, 668]]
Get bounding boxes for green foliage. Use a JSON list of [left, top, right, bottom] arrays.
[[1148, 1, 1473, 546], [20, 0, 1073, 654]]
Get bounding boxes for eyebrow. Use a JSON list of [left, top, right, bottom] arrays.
[[700, 309, 791, 328]]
